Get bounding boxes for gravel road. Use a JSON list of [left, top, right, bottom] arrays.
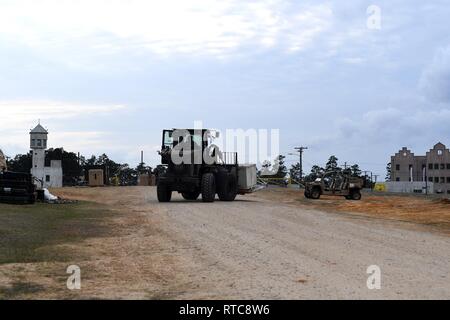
[[150, 190, 450, 299]]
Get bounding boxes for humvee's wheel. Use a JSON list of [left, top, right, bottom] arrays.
[[157, 184, 172, 202], [218, 173, 238, 201], [304, 191, 311, 199], [351, 190, 362, 201], [182, 191, 200, 201], [310, 188, 321, 199], [201, 173, 216, 202]]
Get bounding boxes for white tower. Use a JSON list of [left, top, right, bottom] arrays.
[[30, 123, 62, 188], [30, 123, 48, 171]]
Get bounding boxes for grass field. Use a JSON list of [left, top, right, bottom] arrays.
[[0, 201, 115, 299]]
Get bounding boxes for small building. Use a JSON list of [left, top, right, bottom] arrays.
[[30, 123, 63, 188], [88, 169, 104, 187], [137, 174, 157, 186], [390, 142, 450, 195], [137, 174, 150, 186]]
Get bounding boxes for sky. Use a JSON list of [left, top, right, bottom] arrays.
[[1, 0, 449, 179]]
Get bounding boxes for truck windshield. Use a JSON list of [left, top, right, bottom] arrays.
[[163, 131, 173, 148]]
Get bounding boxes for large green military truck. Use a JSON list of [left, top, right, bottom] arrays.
[[156, 129, 257, 203]]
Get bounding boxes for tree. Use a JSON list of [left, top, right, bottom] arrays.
[[86, 155, 97, 166], [136, 162, 152, 174], [325, 155, 339, 171], [350, 164, 362, 177], [273, 155, 287, 179], [385, 162, 391, 181], [118, 164, 138, 186], [305, 165, 324, 182], [289, 162, 301, 182], [259, 155, 287, 185], [6, 153, 32, 173], [95, 153, 121, 177]]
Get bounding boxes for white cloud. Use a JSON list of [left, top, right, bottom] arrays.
[[0, 100, 127, 155], [419, 45, 450, 103], [0, 0, 333, 58], [0, 100, 125, 130]]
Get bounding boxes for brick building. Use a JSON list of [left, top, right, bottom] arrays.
[[390, 142, 450, 194]]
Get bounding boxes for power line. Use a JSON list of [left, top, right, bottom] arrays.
[[289, 146, 308, 186]]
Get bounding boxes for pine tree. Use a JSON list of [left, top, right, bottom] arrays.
[[325, 155, 339, 171], [385, 162, 391, 181]]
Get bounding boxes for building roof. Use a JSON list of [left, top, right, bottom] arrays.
[[432, 142, 446, 149], [30, 123, 48, 134]]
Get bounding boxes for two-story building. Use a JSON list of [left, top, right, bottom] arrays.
[[390, 142, 450, 194]]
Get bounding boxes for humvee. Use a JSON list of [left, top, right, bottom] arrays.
[[304, 171, 363, 200]]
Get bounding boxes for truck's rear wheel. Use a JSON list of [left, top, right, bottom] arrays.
[[182, 191, 200, 200], [217, 172, 238, 201], [304, 191, 311, 199], [157, 184, 172, 202], [351, 190, 361, 201], [201, 173, 216, 202]]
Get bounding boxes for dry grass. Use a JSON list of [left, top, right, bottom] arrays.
[[0, 187, 185, 300], [254, 188, 450, 233]]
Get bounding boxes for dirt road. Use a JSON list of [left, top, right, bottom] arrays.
[[51, 187, 450, 300]]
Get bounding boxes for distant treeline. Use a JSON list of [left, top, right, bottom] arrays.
[[6, 148, 152, 186]]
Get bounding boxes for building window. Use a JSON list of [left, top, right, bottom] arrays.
[[46, 175, 50, 182], [37, 139, 42, 147], [441, 163, 445, 170], [428, 177, 433, 182], [396, 177, 400, 182], [447, 163, 450, 170], [440, 177, 445, 183], [396, 164, 400, 171], [434, 163, 439, 170], [429, 163, 433, 170], [434, 177, 439, 183], [437, 149, 443, 156], [448, 190, 450, 194], [447, 177, 450, 183]]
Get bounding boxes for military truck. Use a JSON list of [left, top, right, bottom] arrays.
[[304, 171, 363, 200], [0, 149, 36, 204], [157, 129, 257, 202]]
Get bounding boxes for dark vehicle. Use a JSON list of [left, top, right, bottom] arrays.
[[0, 171, 36, 204], [157, 129, 239, 202], [304, 171, 363, 200]]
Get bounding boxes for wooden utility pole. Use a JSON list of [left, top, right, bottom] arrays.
[[293, 146, 308, 183]]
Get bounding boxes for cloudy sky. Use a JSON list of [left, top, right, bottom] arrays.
[[1, 0, 449, 178]]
